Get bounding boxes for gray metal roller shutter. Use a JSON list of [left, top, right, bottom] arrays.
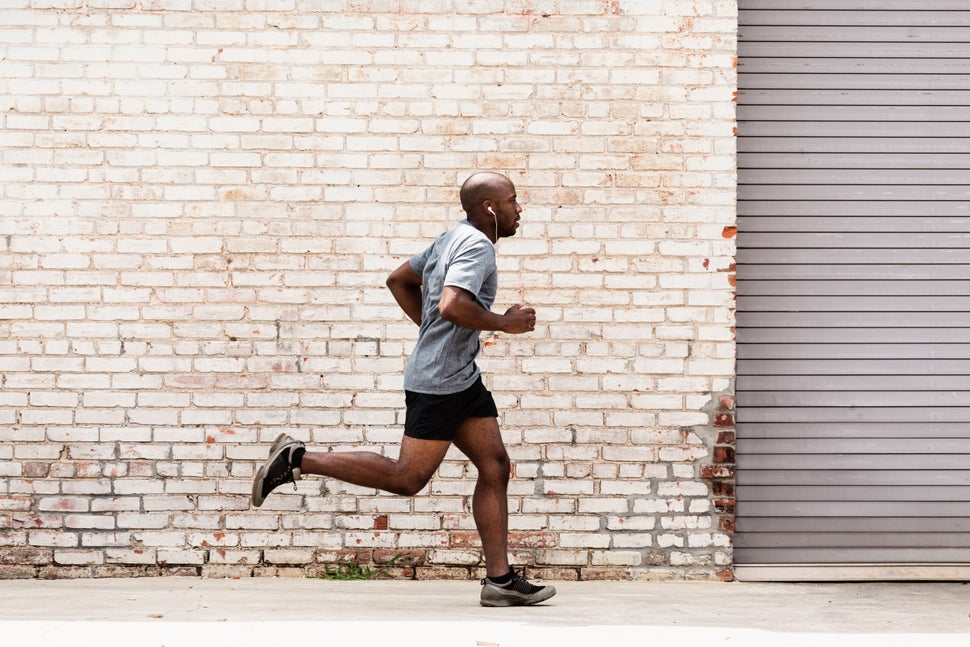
[[735, 1, 970, 580]]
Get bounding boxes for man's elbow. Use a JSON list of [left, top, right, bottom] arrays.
[[438, 300, 458, 324], [386, 273, 411, 295], [387, 263, 419, 289]]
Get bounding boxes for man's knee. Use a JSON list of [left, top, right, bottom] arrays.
[[391, 471, 433, 497], [480, 452, 511, 485]]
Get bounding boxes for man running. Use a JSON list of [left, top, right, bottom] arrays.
[[252, 172, 556, 607]]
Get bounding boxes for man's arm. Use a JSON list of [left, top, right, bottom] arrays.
[[386, 261, 423, 326], [439, 285, 535, 334]]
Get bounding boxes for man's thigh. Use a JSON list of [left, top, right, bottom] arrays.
[[452, 417, 509, 471], [397, 434, 453, 483]]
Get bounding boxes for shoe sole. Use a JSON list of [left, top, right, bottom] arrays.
[[480, 585, 557, 607], [251, 433, 300, 508]]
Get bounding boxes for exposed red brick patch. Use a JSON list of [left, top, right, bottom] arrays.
[[713, 447, 735, 463]]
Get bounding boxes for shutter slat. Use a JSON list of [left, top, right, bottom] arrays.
[[740, 533, 970, 548], [741, 73, 970, 90], [739, 265, 970, 280], [742, 1, 970, 10], [740, 153, 970, 170], [739, 26, 970, 42], [740, 59, 970, 74], [737, 470, 970, 484], [738, 330, 970, 344], [742, 232, 970, 248], [741, 122, 970, 137], [740, 10, 970, 27], [739, 185, 970, 200], [741, 42, 970, 58], [737, 517, 970, 532], [738, 281, 970, 296], [739, 201, 970, 216], [740, 391, 970, 407], [738, 248, 970, 264], [740, 138, 970, 154], [740, 89, 970, 106], [738, 359, 970, 374], [739, 408, 970, 425], [739, 439, 970, 454], [735, 548, 970, 564], [745, 169, 970, 184], [738, 296, 970, 312], [739, 312, 970, 327], [739, 486, 970, 501]]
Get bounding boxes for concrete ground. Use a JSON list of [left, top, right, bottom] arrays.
[[2, 577, 969, 646]]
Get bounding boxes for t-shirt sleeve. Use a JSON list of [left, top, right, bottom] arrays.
[[444, 238, 495, 298], [409, 244, 432, 277]]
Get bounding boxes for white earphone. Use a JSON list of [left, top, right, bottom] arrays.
[[487, 207, 497, 239]]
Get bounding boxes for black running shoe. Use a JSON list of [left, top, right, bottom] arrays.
[[251, 433, 304, 507], [480, 568, 557, 607]]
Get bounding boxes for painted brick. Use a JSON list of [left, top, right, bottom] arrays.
[[1, 0, 737, 581]]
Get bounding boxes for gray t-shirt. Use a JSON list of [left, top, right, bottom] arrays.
[[404, 220, 498, 395]]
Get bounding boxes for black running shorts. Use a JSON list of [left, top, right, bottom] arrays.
[[404, 376, 498, 441]]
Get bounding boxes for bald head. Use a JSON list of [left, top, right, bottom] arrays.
[[458, 171, 521, 243], [459, 172, 513, 216]]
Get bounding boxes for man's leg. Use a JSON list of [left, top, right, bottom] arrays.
[[451, 416, 511, 578], [299, 435, 452, 496], [454, 416, 557, 606]]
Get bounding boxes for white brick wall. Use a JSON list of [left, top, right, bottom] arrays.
[[0, 0, 737, 581]]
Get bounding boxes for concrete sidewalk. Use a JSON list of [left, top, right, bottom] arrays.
[[2, 577, 969, 646]]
